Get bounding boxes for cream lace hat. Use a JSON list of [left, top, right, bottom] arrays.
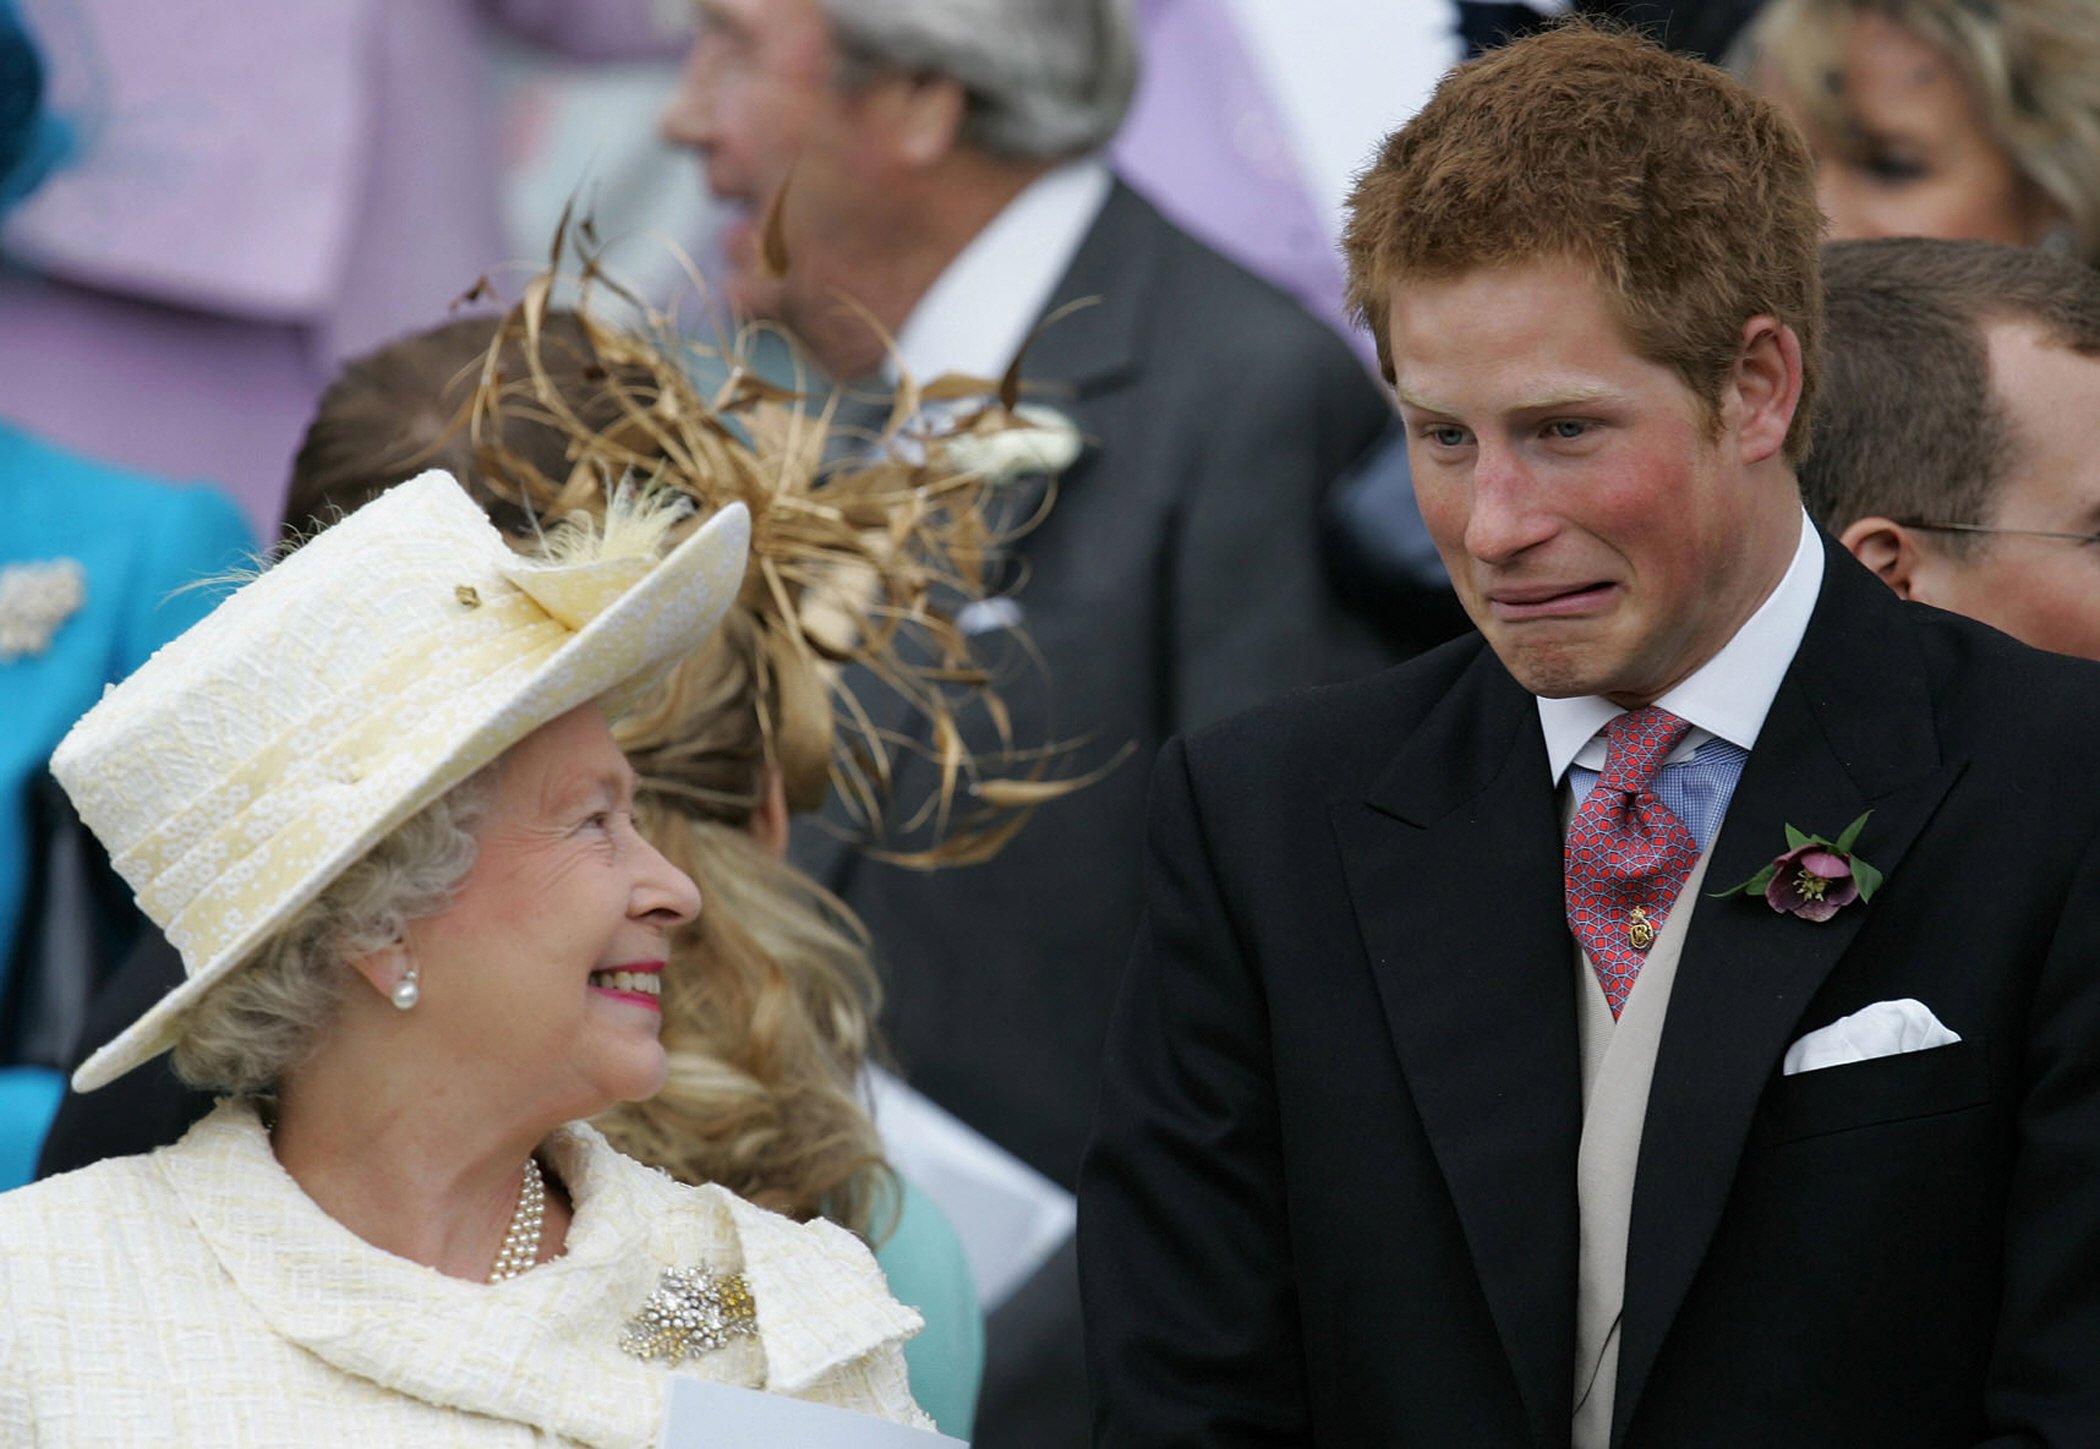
[[52, 471, 750, 1091]]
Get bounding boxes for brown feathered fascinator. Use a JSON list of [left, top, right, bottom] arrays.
[[455, 227, 1100, 868]]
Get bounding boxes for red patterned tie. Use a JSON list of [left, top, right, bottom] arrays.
[[1564, 706, 1699, 1018]]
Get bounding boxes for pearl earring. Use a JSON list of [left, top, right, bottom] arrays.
[[390, 966, 420, 1011]]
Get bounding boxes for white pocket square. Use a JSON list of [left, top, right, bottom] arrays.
[[1782, 998, 1961, 1076]]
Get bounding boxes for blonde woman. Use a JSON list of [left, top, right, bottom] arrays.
[[1744, 0, 2100, 265]]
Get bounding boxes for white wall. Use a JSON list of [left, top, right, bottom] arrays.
[[1224, 0, 1461, 240]]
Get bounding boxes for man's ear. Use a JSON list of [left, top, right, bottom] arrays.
[[1728, 316, 1804, 468], [1838, 515, 1923, 599], [867, 72, 967, 168]]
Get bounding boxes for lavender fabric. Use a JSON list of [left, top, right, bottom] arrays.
[[1109, 0, 1352, 348], [0, 0, 677, 537]]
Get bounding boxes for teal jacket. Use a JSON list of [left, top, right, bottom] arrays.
[[873, 1177, 984, 1439], [0, 424, 253, 1188]]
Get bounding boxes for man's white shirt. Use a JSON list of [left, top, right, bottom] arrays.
[[885, 157, 1114, 387], [1538, 508, 1825, 786]]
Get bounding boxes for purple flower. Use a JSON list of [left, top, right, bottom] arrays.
[[1712, 811, 1883, 920], [1763, 844, 1861, 922]]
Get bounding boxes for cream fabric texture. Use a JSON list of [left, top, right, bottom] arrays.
[[1571, 849, 1715, 1449], [49, 473, 749, 1091], [0, 1102, 930, 1446]]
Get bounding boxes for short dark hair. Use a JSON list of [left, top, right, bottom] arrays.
[[282, 312, 622, 547], [1807, 237, 2100, 552], [1343, 20, 1825, 460]]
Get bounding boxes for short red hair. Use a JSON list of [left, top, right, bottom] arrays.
[[1344, 22, 1825, 460]]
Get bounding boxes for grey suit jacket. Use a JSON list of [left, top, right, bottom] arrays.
[[794, 179, 1394, 1187]]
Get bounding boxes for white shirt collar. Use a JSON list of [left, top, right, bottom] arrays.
[[885, 157, 1114, 386], [1537, 508, 1824, 784]]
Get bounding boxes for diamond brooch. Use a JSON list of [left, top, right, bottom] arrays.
[[0, 558, 86, 661], [618, 1266, 758, 1364]]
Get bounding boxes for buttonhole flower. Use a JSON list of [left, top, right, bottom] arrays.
[[936, 403, 1084, 482], [1712, 811, 1883, 922]]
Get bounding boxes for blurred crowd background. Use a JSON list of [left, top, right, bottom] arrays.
[[0, 0, 1458, 538]]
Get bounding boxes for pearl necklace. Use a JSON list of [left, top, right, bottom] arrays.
[[487, 1156, 547, 1283]]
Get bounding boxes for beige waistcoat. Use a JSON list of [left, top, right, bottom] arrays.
[[1571, 847, 1716, 1449]]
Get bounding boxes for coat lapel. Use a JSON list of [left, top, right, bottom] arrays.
[[1610, 551, 1965, 1444], [164, 1104, 677, 1446], [1011, 179, 1150, 404], [798, 183, 1152, 893], [1332, 648, 1581, 1443], [165, 1105, 917, 1444], [965, 181, 1153, 561]]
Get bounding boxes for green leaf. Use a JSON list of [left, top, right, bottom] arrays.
[[1851, 855, 1884, 903], [1834, 810, 1874, 856], [1783, 823, 1811, 851], [1710, 864, 1778, 900]]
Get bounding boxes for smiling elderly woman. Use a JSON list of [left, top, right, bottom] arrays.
[[0, 476, 931, 1443]]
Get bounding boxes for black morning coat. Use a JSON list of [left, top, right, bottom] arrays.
[[1081, 541, 2100, 1448]]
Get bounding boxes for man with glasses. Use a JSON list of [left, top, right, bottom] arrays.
[[1811, 237, 2100, 660]]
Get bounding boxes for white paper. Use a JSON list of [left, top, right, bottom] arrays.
[[865, 1067, 1076, 1311], [659, 1376, 968, 1448]]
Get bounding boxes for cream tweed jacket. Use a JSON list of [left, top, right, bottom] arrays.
[[0, 1102, 930, 1446]]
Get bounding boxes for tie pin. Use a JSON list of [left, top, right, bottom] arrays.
[[1627, 907, 1657, 950]]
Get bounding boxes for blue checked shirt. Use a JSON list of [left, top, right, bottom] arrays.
[[1567, 735, 1748, 855]]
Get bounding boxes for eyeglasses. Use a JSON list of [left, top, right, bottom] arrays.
[[1895, 520, 2100, 546]]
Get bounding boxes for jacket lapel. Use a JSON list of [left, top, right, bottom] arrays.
[[166, 1106, 918, 1443], [965, 181, 1152, 556], [1610, 550, 1964, 1444], [798, 183, 1151, 892], [1332, 648, 1581, 1443], [1013, 179, 1150, 404]]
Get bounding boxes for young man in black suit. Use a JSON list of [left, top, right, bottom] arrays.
[[1082, 22, 2100, 1448]]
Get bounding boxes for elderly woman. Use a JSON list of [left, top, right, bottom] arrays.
[[0, 475, 932, 1441], [1743, 0, 2100, 266]]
